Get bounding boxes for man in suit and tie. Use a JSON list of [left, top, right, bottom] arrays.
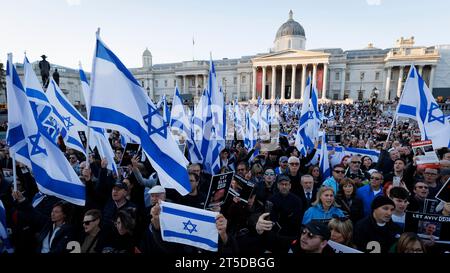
[[300, 175, 317, 214]]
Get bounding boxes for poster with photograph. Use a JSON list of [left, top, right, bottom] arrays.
[[78, 131, 88, 149], [411, 140, 440, 168], [227, 174, 255, 203], [436, 178, 450, 203], [405, 211, 450, 244], [119, 143, 141, 167], [204, 172, 234, 210]]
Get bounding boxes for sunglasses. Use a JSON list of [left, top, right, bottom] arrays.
[[351, 161, 361, 164], [289, 163, 300, 166], [265, 172, 275, 176], [83, 218, 98, 225], [334, 170, 345, 174]]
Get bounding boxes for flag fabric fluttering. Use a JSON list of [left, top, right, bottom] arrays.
[[79, 65, 118, 174], [88, 31, 190, 195], [160, 201, 219, 252], [170, 87, 190, 140], [7, 54, 86, 206], [396, 66, 450, 148]]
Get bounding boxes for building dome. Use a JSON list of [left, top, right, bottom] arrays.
[[275, 10, 305, 40], [143, 47, 152, 56]]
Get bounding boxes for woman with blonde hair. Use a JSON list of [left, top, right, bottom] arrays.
[[328, 216, 355, 247], [394, 232, 426, 253], [302, 186, 345, 224]]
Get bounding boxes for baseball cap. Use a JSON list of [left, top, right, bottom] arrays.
[[302, 221, 331, 240], [277, 175, 291, 183], [279, 156, 289, 163], [113, 181, 128, 191], [148, 185, 166, 194]]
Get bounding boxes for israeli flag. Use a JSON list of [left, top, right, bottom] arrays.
[[160, 201, 219, 252], [297, 76, 321, 155], [319, 132, 331, 182], [234, 100, 244, 140], [79, 66, 118, 174], [45, 78, 86, 156], [396, 66, 450, 148], [23, 57, 67, 145], [187, 110, 203, 164], [344, 147, 380, 163], [6, 57, 31, 168], [0, 200, 14, 253], [7, 54, 85, 206], [88, 31, 190, 195], [170, 87, 190, 139]]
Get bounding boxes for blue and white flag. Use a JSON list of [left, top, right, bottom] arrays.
[[46, 78, 86, 156], [297, 76, 321, 155], [79, 65, 118, 174], [7, 54, 85, 206], [396, 66, 450, 148], [23, 57, 67, 145], [160, 201, 219, 252], [6, 57, 31, 168], [88, 31, 190, 195], [0, 200, 13, 253], [170, 87, 190, 139], [234, 101, 244, 140], [319, 132, 331, 182]]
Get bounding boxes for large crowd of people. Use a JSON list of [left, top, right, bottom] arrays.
[[0, 100, 449, 254]]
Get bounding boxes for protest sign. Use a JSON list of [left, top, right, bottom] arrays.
[[411, 140, 440, 169], [405, 211, 450, 244], [227, 174, 255, 203], [204, 172, 233, 210], [119, 143, 141, 167]]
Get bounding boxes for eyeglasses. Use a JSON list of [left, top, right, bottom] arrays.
[[289, 163, 300, 166], [332, 214, 349, 222], [83, 218, 98, 225], [416, 185, 429, 189], [351, 161, 361, 164], [301, 229, 318, 239], [265, 172, 275, 176], [334, 170, 345, 174]]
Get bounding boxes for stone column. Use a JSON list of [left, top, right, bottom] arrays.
[[236, 73, 241, 101], [291, 64, 297, 101], [418, 65, 423, 77], [384, 67, 392, 101], [183, 75, 187, 93], [300, 64, 307, 100], [340, 68, 346, 100], [312, 63, 318, 87], [322, 63, 328, 99], [429, 65, 436, 91], [281, 65, 286, 100], [195, 74, 199, 98], [252, 67, 257, 100], [271, 66, 276, 101], [261, 66, 267, 100], [203, 74, 207, 91], [396, 66, 404, 98]]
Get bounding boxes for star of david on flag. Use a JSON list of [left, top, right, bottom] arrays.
[[160, 201, 219, 252], [143, 103, 167, 138]]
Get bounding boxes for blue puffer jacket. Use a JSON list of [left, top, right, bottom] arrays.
[[302, 203, 345, 224]]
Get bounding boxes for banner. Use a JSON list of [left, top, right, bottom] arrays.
[[411, 140, 440, 169], [227, 174, 255, 203], [204, 172, 233, 210], [404, 211, 450, 245]]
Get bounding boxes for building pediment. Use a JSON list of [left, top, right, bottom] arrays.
[[252, 49, 330, 66]]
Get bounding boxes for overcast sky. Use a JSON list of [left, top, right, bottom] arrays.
[[2, 0, 449, 71]]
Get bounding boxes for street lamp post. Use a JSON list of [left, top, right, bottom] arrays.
[[359, 72, 364, 101]]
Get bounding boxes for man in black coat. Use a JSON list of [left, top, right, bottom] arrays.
[[353, 196, 401, 253]]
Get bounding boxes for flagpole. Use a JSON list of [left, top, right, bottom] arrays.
[[385, 65, 410, 147], [12, 154, 17, 192]]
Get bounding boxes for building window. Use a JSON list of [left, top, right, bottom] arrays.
[[375, 72, 380, 81], [164, 80, 168, 87], [190, 79, 195, 87], [333, 93, 339, 100], [241, 75, 246, 84], [335, 72, 340, 81], [288, 39, 292, 49], [233, 77, 237, 85], [345, 73, 350, 81], [344, 90, 350, 100], [155, 80, 159, 88]]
